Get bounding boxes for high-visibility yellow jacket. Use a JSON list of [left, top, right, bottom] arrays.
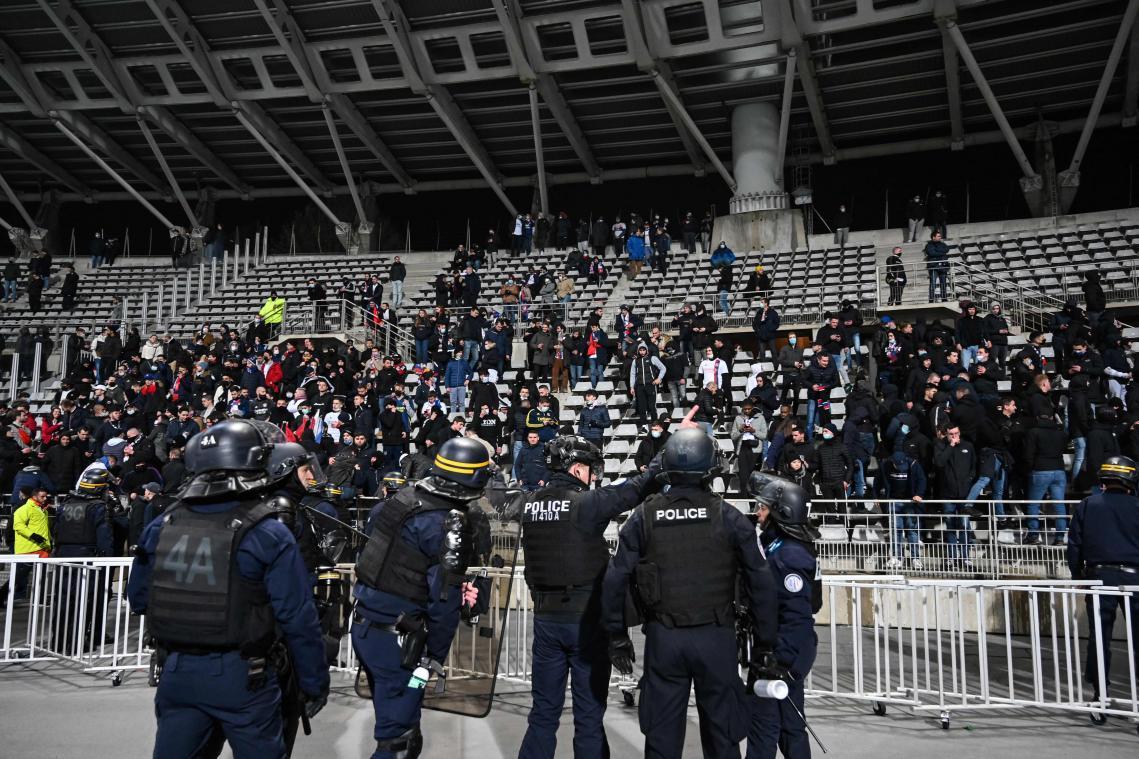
[[259, 296, 286, 325], [13, 498, 52, 555]]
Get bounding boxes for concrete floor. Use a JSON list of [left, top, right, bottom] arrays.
[[1, 662, 1136, 759]]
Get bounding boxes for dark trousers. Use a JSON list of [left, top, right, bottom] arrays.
[[888, 282, 905, 304], [640, 622, 746, 759], [737, 444, 759, 489], [634, 385, 658, 425], [352, 620, 424, 759], [684, 233, 697, 254], [155, 651, 286, 759], [518, 616, 611, 759], [747, 677, 809, 759], [1085, 566, 1139, 694]]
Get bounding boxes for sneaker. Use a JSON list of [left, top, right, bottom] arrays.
[[885, 557, 904, 569], [1024, 533, 1043, 546], [911, 558, 924, 570], [962, 559, 975, 571]]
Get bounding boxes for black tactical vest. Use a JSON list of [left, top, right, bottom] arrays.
[[146, 500, 278, 654], [54, 496, 100, 547], [354, 488, 457, 603], [640, 491, 736, 628], [521, 486, 611, 591]]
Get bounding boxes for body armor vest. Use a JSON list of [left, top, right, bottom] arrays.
[[354, 488, 468, 603], [146, 499, 278, 653], [54, 495, 100, 547], [639, 491, 736, 628], [521, 486, 610, 589]]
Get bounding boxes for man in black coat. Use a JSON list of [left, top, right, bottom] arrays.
[[934, 422, 977, 567]]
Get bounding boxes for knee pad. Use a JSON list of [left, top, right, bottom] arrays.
[[376, 726, 423, 759]]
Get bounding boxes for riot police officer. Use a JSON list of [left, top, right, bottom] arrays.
[[352, 436, 492, 759], [747, 476, 820, 759], [1067, 455, 1139, 699], [266, 442, 339, 576], [602, 428, 778, 759], [127, 419, 329, 759], [517, 435, 662, 759], [54, 466, 115, 651]]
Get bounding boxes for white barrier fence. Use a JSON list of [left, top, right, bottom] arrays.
[[2, 558, 1135, 732]]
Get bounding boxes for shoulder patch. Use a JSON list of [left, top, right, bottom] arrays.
[[784, 573, 805, 593]]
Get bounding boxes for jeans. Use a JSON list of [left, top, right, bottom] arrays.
[[852, 459, 867, 497], [1070, 436, 1087, 482], [463, 339, 480, 366], [719, 290, 730, 315], [415, 339, 429, 363], [2, 279, 15, 301], [961, 345, 979, 371], [588, 357, 604, 387], [850, 332, 862, 367], [942, 503, 970, 559], [569, 363, 583, 388], [90, 255, 103, 269], [1026, 469, 1068, 536], [834, 227, 849, 247], [907, 218, 923, 242], [699, 421, 714, 436], [448, 386, 467, 415], [965, 456, 1006, 516], [889, 502, 921, 558], [390, 280, 403, 307], [928, 268, 948, 301], [806, 400, 819, 441]]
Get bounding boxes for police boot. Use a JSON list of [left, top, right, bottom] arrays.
[[376, 726, 423, 758]]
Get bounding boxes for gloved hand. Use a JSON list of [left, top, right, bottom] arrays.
[[609, 634, 636, 676], [30, 534, 47, 548], [303, 687, 329, 720], [749, 649, 790, 682]]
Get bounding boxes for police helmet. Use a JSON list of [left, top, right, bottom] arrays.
[[545, 435, 603, 473], [382, 471, 408, 492], [181, 419, 277, 502], [425, 436, 492, 500], [749, 473, 819, 542], [658, 428, 720, 486], [268, 442, 311, 483], [324, 483, 344, 499], [1099, 455, 1139, 492], [75, 466, 110, 496]]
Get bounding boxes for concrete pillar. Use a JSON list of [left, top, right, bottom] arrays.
[[732, 102, 781, 196]]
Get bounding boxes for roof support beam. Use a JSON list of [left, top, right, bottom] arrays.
[[934, 14, 965, 149], [493, 0, 601, 180], [651, 72, 737, 192], [782, 1, 836, 163], [369, 0, 516, 215], [775, 50, 797, 188], [1125, 18, 1139, 127], [137, 106, 250, 196], [53, 117, 176, 229], [621, 0, 706, 173], [1065, 0, 1139, 172], [0, 37, 46, 119], [322, 106, 366, 224], [528, 84, 548, 217], [0, 122, 91, 197], [943, 21, 1038, 180], [53, 110, 170, 196], [136, 116, 196, 227], [0, 170, 37, 228], [251, 0, 413, 189]]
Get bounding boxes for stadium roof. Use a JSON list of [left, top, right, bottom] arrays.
[[0, 0, 1134, 216]]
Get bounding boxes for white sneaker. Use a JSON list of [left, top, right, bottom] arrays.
[[962, 559, 975, 570], [910, 558, 924, 570], [885, 557, 904, 569]]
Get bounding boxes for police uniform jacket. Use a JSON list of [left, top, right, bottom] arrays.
[[127, 499, 330, 698], [760, 526, 818, 678], [1066, 490, 1139, 578], [602, 486, 778, 647]]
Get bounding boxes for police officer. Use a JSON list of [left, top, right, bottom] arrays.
[[127, 419, 329, 759], [517, 435, 662, 759], [266, 441, 338, 577], [747, 476, 820, 759], [1067, 455, 1139, 699], [54, 467, 115, 651], [602, 428, 778, 759], [352, 436, 491, 759]]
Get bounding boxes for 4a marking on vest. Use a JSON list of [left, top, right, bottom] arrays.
[[161, 534, 219, 586], [784, 573, 804, 593]]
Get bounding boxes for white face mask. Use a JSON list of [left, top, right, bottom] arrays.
[[651, 430, 662, 438]]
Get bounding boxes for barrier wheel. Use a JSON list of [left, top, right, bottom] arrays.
[[873, 702, 886, 716], [623, 690, 635, 707], [939, 712, 950, 730], [111, 672, 123, 687], [1089, 713, 1106, 726]]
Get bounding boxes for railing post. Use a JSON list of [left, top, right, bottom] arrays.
[[62, 333, 72, 377], [244, 239, 251, 276], [30, 341, 42, 396], [8, 354, 17, 401], [170, 276, 179, 318], [185, 270, 192, 311], [141, 292, 150, 335], [210, 258, 217, 297], [262, 225, 269, 264], [156, 283, 165, 328], [221, 251, 229, 288], [339, 299, 346, 331], [253, 232, 261, 272], [198, 261, 205, 303]]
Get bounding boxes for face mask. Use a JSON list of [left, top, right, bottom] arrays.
[[822, 431, 835, 441], [651, 430, 662, 438], [901, 424, 911, 435]]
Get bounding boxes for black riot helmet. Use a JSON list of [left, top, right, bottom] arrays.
[[423, 436, 492, 501], [268, 442, 325, 493], [181, 419, 277, 502], [545, 435, 603, 473], [658, 428, 720, 486], [749, 472, 819, 542], [382, 471, 408, 494], [1099, 455, 1139, 493], [75, 466, 111, 496]]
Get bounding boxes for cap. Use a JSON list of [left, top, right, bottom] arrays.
[[143, 482, 162, 495]]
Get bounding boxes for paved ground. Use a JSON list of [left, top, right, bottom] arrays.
[[1, 662, 1136, 759]]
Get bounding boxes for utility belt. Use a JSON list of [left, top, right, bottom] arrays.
[[1088, 563, 1139, 575], [147, 639, 277, 691], [531, 585, 595, 615], [648, 603, 735, 629], [354, 611, 448, 695]]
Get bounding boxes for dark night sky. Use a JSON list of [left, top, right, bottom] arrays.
[[2, 125, 1135, 258]]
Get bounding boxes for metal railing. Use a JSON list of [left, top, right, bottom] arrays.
[[280, 298, 417, 359]]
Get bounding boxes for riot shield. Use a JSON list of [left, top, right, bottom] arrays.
[[422, 498, 522, 717]]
